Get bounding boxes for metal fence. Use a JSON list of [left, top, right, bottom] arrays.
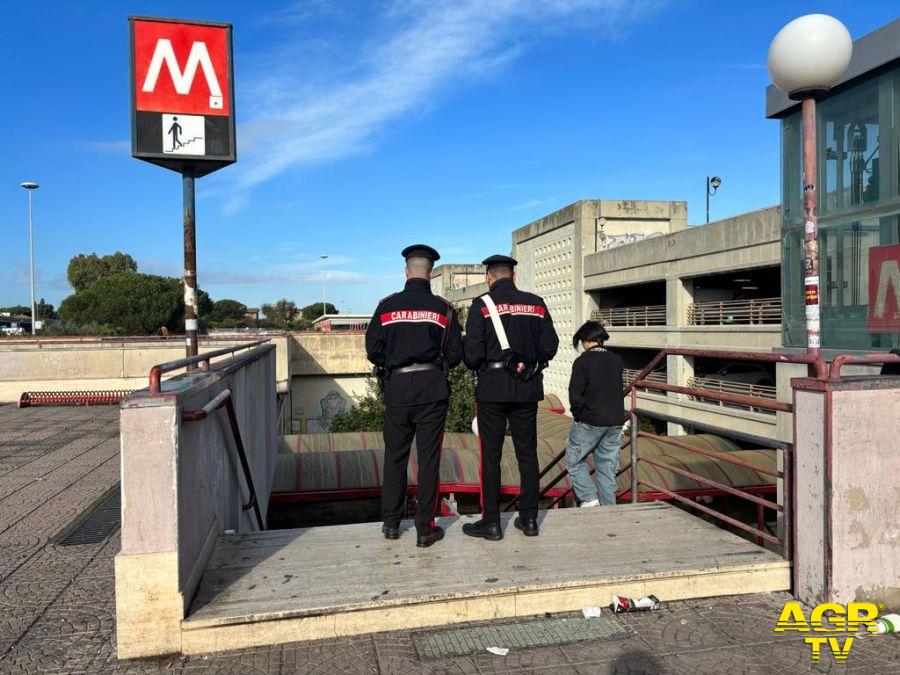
[[687, 297, 781, 325], [686, 376, 778, 414], [622, 368, 666, 387], [591, 305, 666, 326]]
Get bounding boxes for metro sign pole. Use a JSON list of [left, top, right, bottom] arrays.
[[129, 16, 236, 360]]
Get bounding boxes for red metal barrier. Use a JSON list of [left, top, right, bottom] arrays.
[[181, 388, 265, 531], [148, 339, 270, 394], [18, 390, 133, 408]]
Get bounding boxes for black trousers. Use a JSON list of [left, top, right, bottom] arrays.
[[477, 401, 539, 525], [382, 400, 448, 535]]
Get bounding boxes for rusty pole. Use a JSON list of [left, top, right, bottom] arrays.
[[183, 172, 199, 361], [801, 97, 821, 371]]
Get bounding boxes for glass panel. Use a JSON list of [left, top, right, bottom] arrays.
[[819, 74, 884, 216], [783, 211, 900, 350], [781, 113, 802, 227], [781, 227, 805, 347]]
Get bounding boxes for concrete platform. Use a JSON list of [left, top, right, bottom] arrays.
[[182, 502, 790, 654]]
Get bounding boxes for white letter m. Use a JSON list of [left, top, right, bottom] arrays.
[[142, 39, 222, 100], [874, 259, 900, 319]]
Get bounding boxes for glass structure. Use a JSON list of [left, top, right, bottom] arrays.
[[779, 62, 900, 351]]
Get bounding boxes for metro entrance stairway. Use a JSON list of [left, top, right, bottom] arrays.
[[179, 502, 789, 654]]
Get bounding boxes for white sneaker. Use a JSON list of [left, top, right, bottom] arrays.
[[579, 499, 600, 508]]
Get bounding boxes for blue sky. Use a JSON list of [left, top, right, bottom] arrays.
[[1, 1, 897, 314]]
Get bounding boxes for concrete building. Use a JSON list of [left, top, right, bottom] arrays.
[[510, 199, 687, 404], [480, 200, 781, 439], [430, 263, 485, 297]]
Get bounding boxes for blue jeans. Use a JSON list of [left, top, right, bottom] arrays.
[[565, 422, 623, 506]]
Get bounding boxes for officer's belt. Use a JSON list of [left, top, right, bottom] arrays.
[[391, 363, 441, 375], [480, 361, 506, 371]]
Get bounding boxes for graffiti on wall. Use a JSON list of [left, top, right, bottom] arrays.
[[599, 231, 664, 250], [306, 389, 349, 433]]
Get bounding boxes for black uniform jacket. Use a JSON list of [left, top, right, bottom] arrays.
[[463, 278, 559, 403], [365, 278, 463, 407]]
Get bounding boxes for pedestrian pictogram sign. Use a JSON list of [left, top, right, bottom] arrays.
[[129, 16, 236, 177]]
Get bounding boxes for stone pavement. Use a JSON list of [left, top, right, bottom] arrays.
[[0, 404, 897, 674]]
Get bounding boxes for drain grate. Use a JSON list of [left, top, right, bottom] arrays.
[[59, 486, 121, 546], [413, 616, 625, 659]]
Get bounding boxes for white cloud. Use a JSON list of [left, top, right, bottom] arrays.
[[139, 253, 374, 287], [223, 0, 665, 210]]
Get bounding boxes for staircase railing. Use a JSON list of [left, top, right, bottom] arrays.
[[181, 388, 266, 531]]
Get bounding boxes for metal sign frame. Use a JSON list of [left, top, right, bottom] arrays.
[[128, 15, 236, 178]]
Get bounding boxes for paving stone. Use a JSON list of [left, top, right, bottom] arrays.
[[613, 605, 735, 653], [0, 406, 883, 675]]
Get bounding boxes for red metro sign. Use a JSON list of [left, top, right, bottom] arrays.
[[129, 16, 236, 177], [868, 243, 900, 334]]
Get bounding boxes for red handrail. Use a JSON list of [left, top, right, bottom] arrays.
[[148, 339, 269, 394], [181, 388, 265, 531], [828, 353, 900, 379]]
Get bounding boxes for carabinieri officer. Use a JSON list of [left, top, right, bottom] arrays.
[[462, 254, 559, 540], [365, 245, 463, 547]]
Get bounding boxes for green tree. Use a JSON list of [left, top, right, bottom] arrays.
[[58, 273, 183, 334], [328, 378, 385, 432], [36, 298, 57, 320], [0, 305, 30, 316], [300, 302, 337, 322], [329, 365, 476, 433], [209, 299, 247, 323], [67, 252, 137, 291], [261, 299, 299, 329], [445, 365, 476, 432], [197, 288, 214, 322]]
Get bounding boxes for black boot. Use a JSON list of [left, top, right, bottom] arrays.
[[416, 525, 445, 548], [462, 519, 503, 541], [514, 517, 539, 537], [382, 524, 400, 540]]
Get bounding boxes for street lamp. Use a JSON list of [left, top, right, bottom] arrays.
[[767, 14, 852, 360], [706, 176, 722, 224], [320, 254, 328, 318], [20, 182, 39, 335]]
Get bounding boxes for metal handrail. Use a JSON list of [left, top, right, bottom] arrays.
[[633, 379, 791, 412], [510, 347, 825, 513], [182, 388, 265, 531], [687, 376, 777, 399], [591, 305, 666, 326], [623, 368, 666, 386], [148, 339, 269, 394], [687, 297, 781, 326], [828, 353, 900, 379]]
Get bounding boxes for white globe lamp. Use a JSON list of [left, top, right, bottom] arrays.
[[766, 14, 852, 363], [767, 14, 852, 99]]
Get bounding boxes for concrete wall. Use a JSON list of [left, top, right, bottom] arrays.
[[290, 332, 369, 376], [0, 335, 292, 401], [115, 344, 277, 658], [792, 375, 900, 610], [288, 374, 369, 433]]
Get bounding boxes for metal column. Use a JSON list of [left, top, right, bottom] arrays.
[[183, 172, 198, 360]]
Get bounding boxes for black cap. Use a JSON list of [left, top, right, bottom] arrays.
[[402, 244, 440, 262], [482, 254, 517, 268]]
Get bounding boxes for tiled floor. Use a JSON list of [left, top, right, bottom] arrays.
[[0, 405, 896, 674]]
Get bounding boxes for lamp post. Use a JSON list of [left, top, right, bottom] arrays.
[[706, 176, 722, 224], [20, 182, 39, 335], [767, 14, 852, 363], [320, 254, 328, 318]]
